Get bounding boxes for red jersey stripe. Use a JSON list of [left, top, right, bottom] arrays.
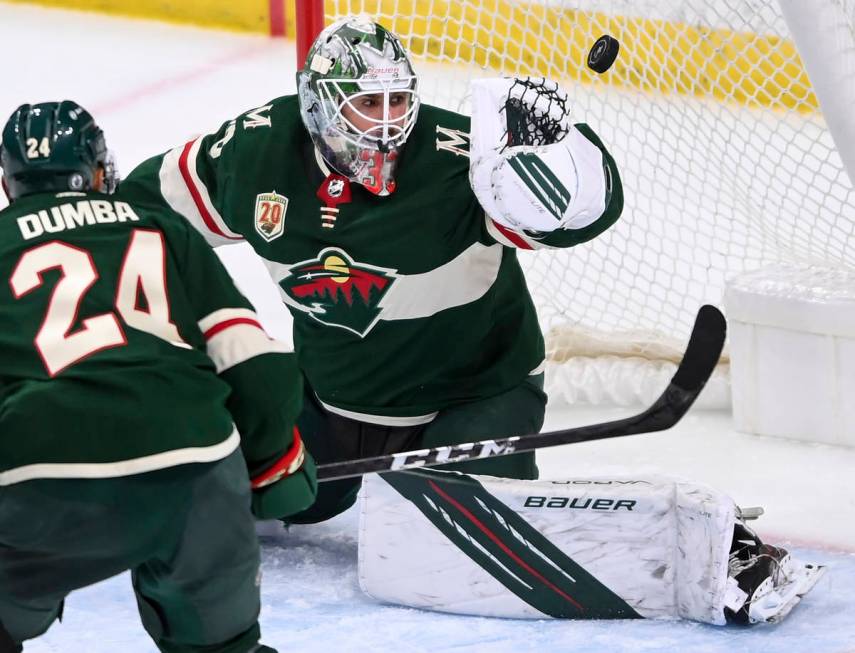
[[492, 220, 534, 250], [177, 140, 241, 241], [203, 317, 263, 340], [251, 426, 306, 488]]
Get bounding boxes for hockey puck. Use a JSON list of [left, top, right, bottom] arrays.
[[587, 35, 619, 74]]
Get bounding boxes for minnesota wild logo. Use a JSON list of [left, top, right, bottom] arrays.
[[280, 248, 397, 337]]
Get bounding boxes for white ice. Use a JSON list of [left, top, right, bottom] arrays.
[[1, 4, 853, 652]]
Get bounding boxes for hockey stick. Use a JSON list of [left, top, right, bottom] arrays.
[[317, 304, 726, 482]]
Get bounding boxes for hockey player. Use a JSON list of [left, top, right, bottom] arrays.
[[0, 101, 316, 652], [120, 16, 623, 524]]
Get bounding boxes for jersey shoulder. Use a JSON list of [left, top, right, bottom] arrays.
[[411, 103, 471, 151], [402, 103, 473, 181], [191, 94, 309, 197], [0, 195, 40, 255], [0, 193, 40, 224], [211, 94, 304, 158], [110, 183, 188, 233], [0, 191, 159, 233], [417, 103, 471, 132], [122, 94, 305, 183]]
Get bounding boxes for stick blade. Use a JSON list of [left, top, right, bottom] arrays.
[[670, 304, 727, 393]]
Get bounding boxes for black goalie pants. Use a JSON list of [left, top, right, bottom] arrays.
[[288, 374, 545, 525]]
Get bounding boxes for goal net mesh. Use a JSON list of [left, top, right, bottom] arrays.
[[320, 0, 855, 403]]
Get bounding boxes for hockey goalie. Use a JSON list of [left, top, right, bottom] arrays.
[[358, 77, 823, 626]]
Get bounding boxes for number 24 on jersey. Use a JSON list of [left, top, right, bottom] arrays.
[[9, 229, 184, 376]]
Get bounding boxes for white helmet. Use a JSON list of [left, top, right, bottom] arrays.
[[297, 16, 420, 196]]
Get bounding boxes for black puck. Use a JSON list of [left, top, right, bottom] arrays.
[[587, 35, 619, 74]]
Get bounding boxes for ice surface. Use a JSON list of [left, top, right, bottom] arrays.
[[20, 514, 855, 653]]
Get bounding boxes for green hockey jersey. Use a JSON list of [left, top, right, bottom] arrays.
[[122, 96, 622, 424], [0, 187, 302, 485]]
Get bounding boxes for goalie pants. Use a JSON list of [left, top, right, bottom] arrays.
[[287, 374, 545, 524], [0, 450, 264, 653]]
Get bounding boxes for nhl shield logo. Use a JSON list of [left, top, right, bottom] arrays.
[[254, 191, 289, 242], [328, 178, 346, 198]]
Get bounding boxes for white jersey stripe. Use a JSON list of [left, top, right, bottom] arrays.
[[256, 242, 504, 323], [0, 429, 240, 486], [198, 308, 290, 371], [205, 322, 290, 373], [529, 360, 547, 376], [158, 139, 243, 245], [318, 396, 439, 426], [376, 241, 503, 320], [179, 138, 243, 240]]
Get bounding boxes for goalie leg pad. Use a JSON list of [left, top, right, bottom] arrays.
[[358, 471, 739, 623], [359, 472, 825, 624]]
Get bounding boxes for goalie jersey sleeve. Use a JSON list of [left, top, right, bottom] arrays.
[[122, 126, 244, 248], [0, 186, 302, 485]]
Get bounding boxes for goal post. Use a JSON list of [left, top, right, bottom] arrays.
[[296, 1, 325, 69], [778, 0, 855, 188], [294, 1, 855, 407]]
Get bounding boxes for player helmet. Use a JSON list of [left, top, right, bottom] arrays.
[[0, 100, 118, 202], [297, 16, 420, 196]]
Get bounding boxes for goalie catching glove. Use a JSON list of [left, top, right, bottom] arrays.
[[469, 77, 609, 233]]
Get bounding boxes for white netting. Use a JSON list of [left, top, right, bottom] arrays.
[[321, 0, 855, 405]]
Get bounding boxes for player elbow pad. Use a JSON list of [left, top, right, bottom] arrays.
[[469, 77, 608, 233]]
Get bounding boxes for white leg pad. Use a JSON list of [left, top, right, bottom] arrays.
[[358, 471, 737, 624]]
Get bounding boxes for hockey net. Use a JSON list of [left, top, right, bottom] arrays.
[[303, 1, 855, 406]]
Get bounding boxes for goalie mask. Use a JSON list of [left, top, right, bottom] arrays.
[[297, 16, 420, 196], [0, 100, 118, 202]]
